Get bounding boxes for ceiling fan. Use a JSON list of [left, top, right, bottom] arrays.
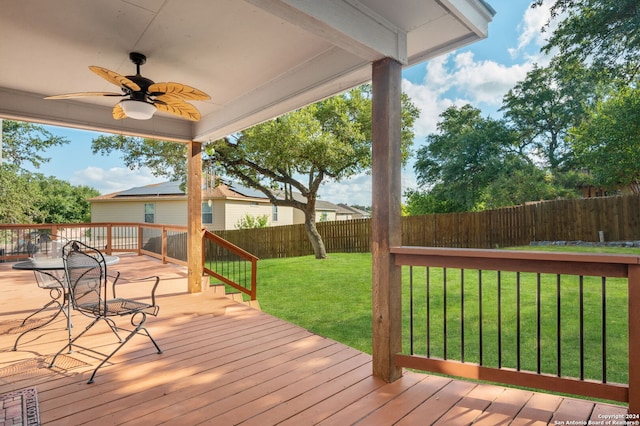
[[46, 52, 210, 121]]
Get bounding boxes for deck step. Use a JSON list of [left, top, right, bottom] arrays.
[[209, 284, 261, 310]]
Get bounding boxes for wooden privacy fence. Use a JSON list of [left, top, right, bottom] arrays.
[[215, 195, 640, 259]]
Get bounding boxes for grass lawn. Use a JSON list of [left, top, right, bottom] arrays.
[[249, 246, 632, 386]]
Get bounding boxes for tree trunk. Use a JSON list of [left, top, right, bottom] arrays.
[[304, 211, 327, 259]]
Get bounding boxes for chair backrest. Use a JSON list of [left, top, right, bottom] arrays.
[[62, 240, 108, 316], [31, 233, 67, 287]]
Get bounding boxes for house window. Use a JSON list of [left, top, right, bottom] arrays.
[[144, 203, 155, 223], [320, 212, 328, 222], [272, 205, 278, 222], [202, 202, 213, 224]]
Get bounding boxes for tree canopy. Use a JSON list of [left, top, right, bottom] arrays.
[[2, 120, 68, 168], [535, 0, 640, 83], [405, 105, 579, 214], [207, 85, 419, 258], [405, 2, 638, 214], [0, 120, 98, 224], [570, 86, 640, 193]]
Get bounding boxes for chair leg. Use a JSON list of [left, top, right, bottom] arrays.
[[86, 320, 162, 384], [13, 298, 65, 351], [48, 317, 101, 368]]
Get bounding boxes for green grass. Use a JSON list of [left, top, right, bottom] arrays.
[[254, 247, 631, 386]]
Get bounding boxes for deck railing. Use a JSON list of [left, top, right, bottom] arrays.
[[392, 246, 640, 413], [203, 230, 258, 300], [0, 223, 189, 265], [0, 224, 258, 300]]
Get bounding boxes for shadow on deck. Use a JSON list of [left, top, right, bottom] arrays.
[[0, 253, 627, 425]]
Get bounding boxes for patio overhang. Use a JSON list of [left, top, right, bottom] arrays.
[[0, 0, 494, 142]]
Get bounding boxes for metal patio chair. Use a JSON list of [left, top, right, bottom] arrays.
[[48, 240, 162, 383], [12, 233, 68, 351]]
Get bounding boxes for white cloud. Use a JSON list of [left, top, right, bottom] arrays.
[[70, 166, 162, 195], [509, 1, 559, 62], [318, 171, 419, 208], [319, 173, 372, 206], [403, 53, 532, 139]]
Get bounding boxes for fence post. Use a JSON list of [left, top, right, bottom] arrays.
[[629, 264, 640, 415]]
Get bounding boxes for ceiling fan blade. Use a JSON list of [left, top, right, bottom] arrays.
[[149, 82, 210, 101], [45, 92, 124, 99], [112, 103, 127, 120], [154, 96, 201, 121], [90, 66, 141, 92]]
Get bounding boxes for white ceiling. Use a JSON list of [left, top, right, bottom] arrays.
[[0, 0, 494, 143]]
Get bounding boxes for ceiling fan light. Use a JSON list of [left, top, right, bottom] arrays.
[[120, 100, 156, 120]]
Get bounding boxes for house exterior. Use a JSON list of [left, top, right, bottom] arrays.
[[89, 181, 343, 231]]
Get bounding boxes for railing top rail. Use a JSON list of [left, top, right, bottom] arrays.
[[204, 230, 259, 262], [391, 246, 640, 265], [391, 246, 640, 278]]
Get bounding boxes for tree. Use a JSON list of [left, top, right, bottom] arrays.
[[534, 0, 640, 83], [406, 104, 581, 214], [208, 86, 418, 258], [2, 120, 68, 168], [0, 167, 98, 224], [34, 176, 100, 223], [0, 120, 83, 224], [92, 134, 187, 179], [500, 63, 592, 171], [570, 86, 640, 193], [0, 165, 42, 223], [409, 105, 517, 213]]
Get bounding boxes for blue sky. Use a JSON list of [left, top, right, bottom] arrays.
[[29, 0, 554, 207]]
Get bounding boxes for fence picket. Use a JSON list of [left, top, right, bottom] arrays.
[[210, 194, 640, 259]]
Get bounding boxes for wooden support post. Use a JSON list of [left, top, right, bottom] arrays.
[[371, 57, 403, 382], [629, 264, 640, 415], [187, 141, 203, 293]]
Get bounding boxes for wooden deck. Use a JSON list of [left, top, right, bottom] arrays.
[[0, 254, 628, 425]]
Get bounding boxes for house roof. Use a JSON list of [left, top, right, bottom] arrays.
[[336, 204, 371, 217], [90, 181, 342, 212], [91, 181, 262, 201], [0, 1, 494, 143]]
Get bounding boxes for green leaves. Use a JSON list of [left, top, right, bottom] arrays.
[[536, 0, 640, 83], [570, 86, 640, 192], [92, 134, 187, 179], [1, 120, 68, 168], [0, 165, 99, 224]]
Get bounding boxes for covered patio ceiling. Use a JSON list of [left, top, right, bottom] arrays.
[[0, 0, 494, 143]]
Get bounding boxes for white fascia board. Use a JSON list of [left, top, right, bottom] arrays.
[[438, 0, 495, 38], [248, 0, 407, 64]]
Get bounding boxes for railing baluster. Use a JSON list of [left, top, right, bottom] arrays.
[[537, 273, 541, 374], [409, 266, 414, 355], [461, 268, 465, 363], [580, 275, 585, 381], [426, 267, 431, 358], [498, 270, 502, 369], [479, 269, 483, 366], [557, 274, 562, 377], [602, 276, 607, 383], [443, 267, 447, 360], [517, 271, 521, 371]]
